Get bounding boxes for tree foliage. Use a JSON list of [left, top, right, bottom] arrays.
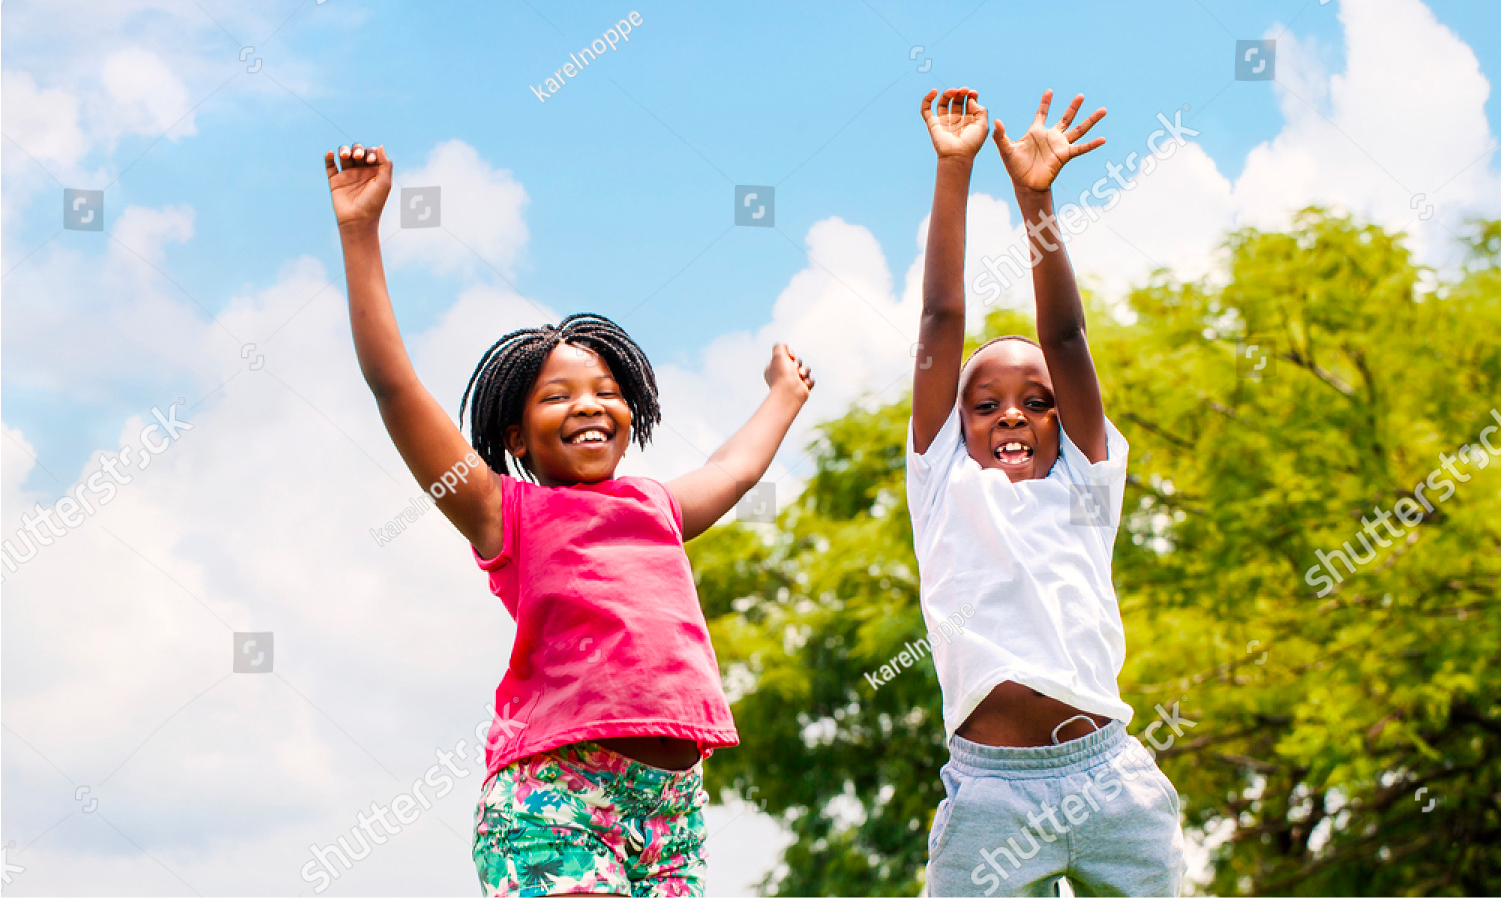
[[690, 211, 1501, 896]]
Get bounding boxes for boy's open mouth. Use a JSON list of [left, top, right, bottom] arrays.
[[565, 425, 614, 446], [994, 440, 1034, 466]]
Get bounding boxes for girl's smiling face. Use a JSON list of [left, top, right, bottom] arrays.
[[504, 343, 633, 486], [959, 340, 1061, 482]]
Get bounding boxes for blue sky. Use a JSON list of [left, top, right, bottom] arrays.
[[3, 1, 1500, 894], [7, 0, 1499, 485]]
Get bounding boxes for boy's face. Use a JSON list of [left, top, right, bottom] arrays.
[[505, 343, 633, 486], [958, 341, 1060, 483]]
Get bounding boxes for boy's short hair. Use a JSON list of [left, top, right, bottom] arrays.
[[959, 334, 1042, 383]]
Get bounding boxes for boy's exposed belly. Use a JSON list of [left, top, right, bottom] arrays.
[[956, 680, 1115, 747]]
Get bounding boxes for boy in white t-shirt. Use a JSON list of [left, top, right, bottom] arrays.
[[911, 87, 1186, 897]]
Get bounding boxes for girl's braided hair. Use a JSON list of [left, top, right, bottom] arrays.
[[459, 313, 660, 480]]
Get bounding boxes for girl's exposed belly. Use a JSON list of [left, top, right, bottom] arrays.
[[595, 735, 701, 771]]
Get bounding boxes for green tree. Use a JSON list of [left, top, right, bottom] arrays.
[[691, 211, 1501, 896]]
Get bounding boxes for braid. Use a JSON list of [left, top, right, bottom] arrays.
[[459, 313, 660, 480]]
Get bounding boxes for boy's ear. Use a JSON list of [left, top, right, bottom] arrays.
[[503, 424, 527, 459]]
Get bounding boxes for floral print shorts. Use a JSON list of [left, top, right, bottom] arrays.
[[472, 741, 709, 897]]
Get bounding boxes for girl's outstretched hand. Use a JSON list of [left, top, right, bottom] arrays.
[[765, 344, 814, 401], [324, 143, 392, 230], [993, 90, 1106, 193], [921, 88, 989, 160]]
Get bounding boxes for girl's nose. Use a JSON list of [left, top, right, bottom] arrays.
[[1000, 407, 1026, 426]]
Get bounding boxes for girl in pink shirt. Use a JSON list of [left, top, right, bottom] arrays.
[[324, 142, 814, 897]]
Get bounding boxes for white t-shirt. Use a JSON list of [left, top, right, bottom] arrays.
[[906, 405, 1134, 742]]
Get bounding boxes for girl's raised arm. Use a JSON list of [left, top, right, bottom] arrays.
[[325, 144, 504, 558], [666, 345, 813, 541]]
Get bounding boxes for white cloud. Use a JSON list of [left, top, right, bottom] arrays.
[[1, 203, 213, 399], [0, 0, 347, 241], [625, 215, 917, 494], [381, 140, 531, 280], [1233, 0, 1499, 260], [97, 48, 198, 146], [1, 71, 88, 169], [964, 0, 1501, 306]]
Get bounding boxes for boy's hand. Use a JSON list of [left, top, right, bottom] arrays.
[[992, 90, 1106, 193], [764, 344, 814, 402], [921, 88, 989, 161], [324, 143, 392, 230]]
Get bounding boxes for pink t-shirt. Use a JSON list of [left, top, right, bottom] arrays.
[[473, 474, 738, 775]]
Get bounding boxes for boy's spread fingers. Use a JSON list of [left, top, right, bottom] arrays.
[[1033, 89, 1053, 125], [1070, 137, 1107, 158], [1056, 94, 1083, 131], [1069, 108, 1107, 142]]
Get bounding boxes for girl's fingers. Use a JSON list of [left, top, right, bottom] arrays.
[[992, 118, 1009, 148], [331, 143, 387, 175], [920, 88, 938, 124]]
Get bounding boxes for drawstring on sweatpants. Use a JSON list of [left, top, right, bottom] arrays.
[[1051, 714, 1101, 745]]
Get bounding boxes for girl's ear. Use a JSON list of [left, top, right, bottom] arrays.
[[503, 424, 527, 459]]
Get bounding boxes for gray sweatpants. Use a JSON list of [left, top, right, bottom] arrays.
[[925, 722, 1185, 897]]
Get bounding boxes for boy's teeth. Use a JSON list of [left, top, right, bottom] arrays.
[[995, 441, 1032, 462]]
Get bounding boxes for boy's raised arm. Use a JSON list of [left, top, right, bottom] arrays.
[[325, 144, 505, 557], [993, 90, 1110, 462], [913, 88, 988, 454]]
